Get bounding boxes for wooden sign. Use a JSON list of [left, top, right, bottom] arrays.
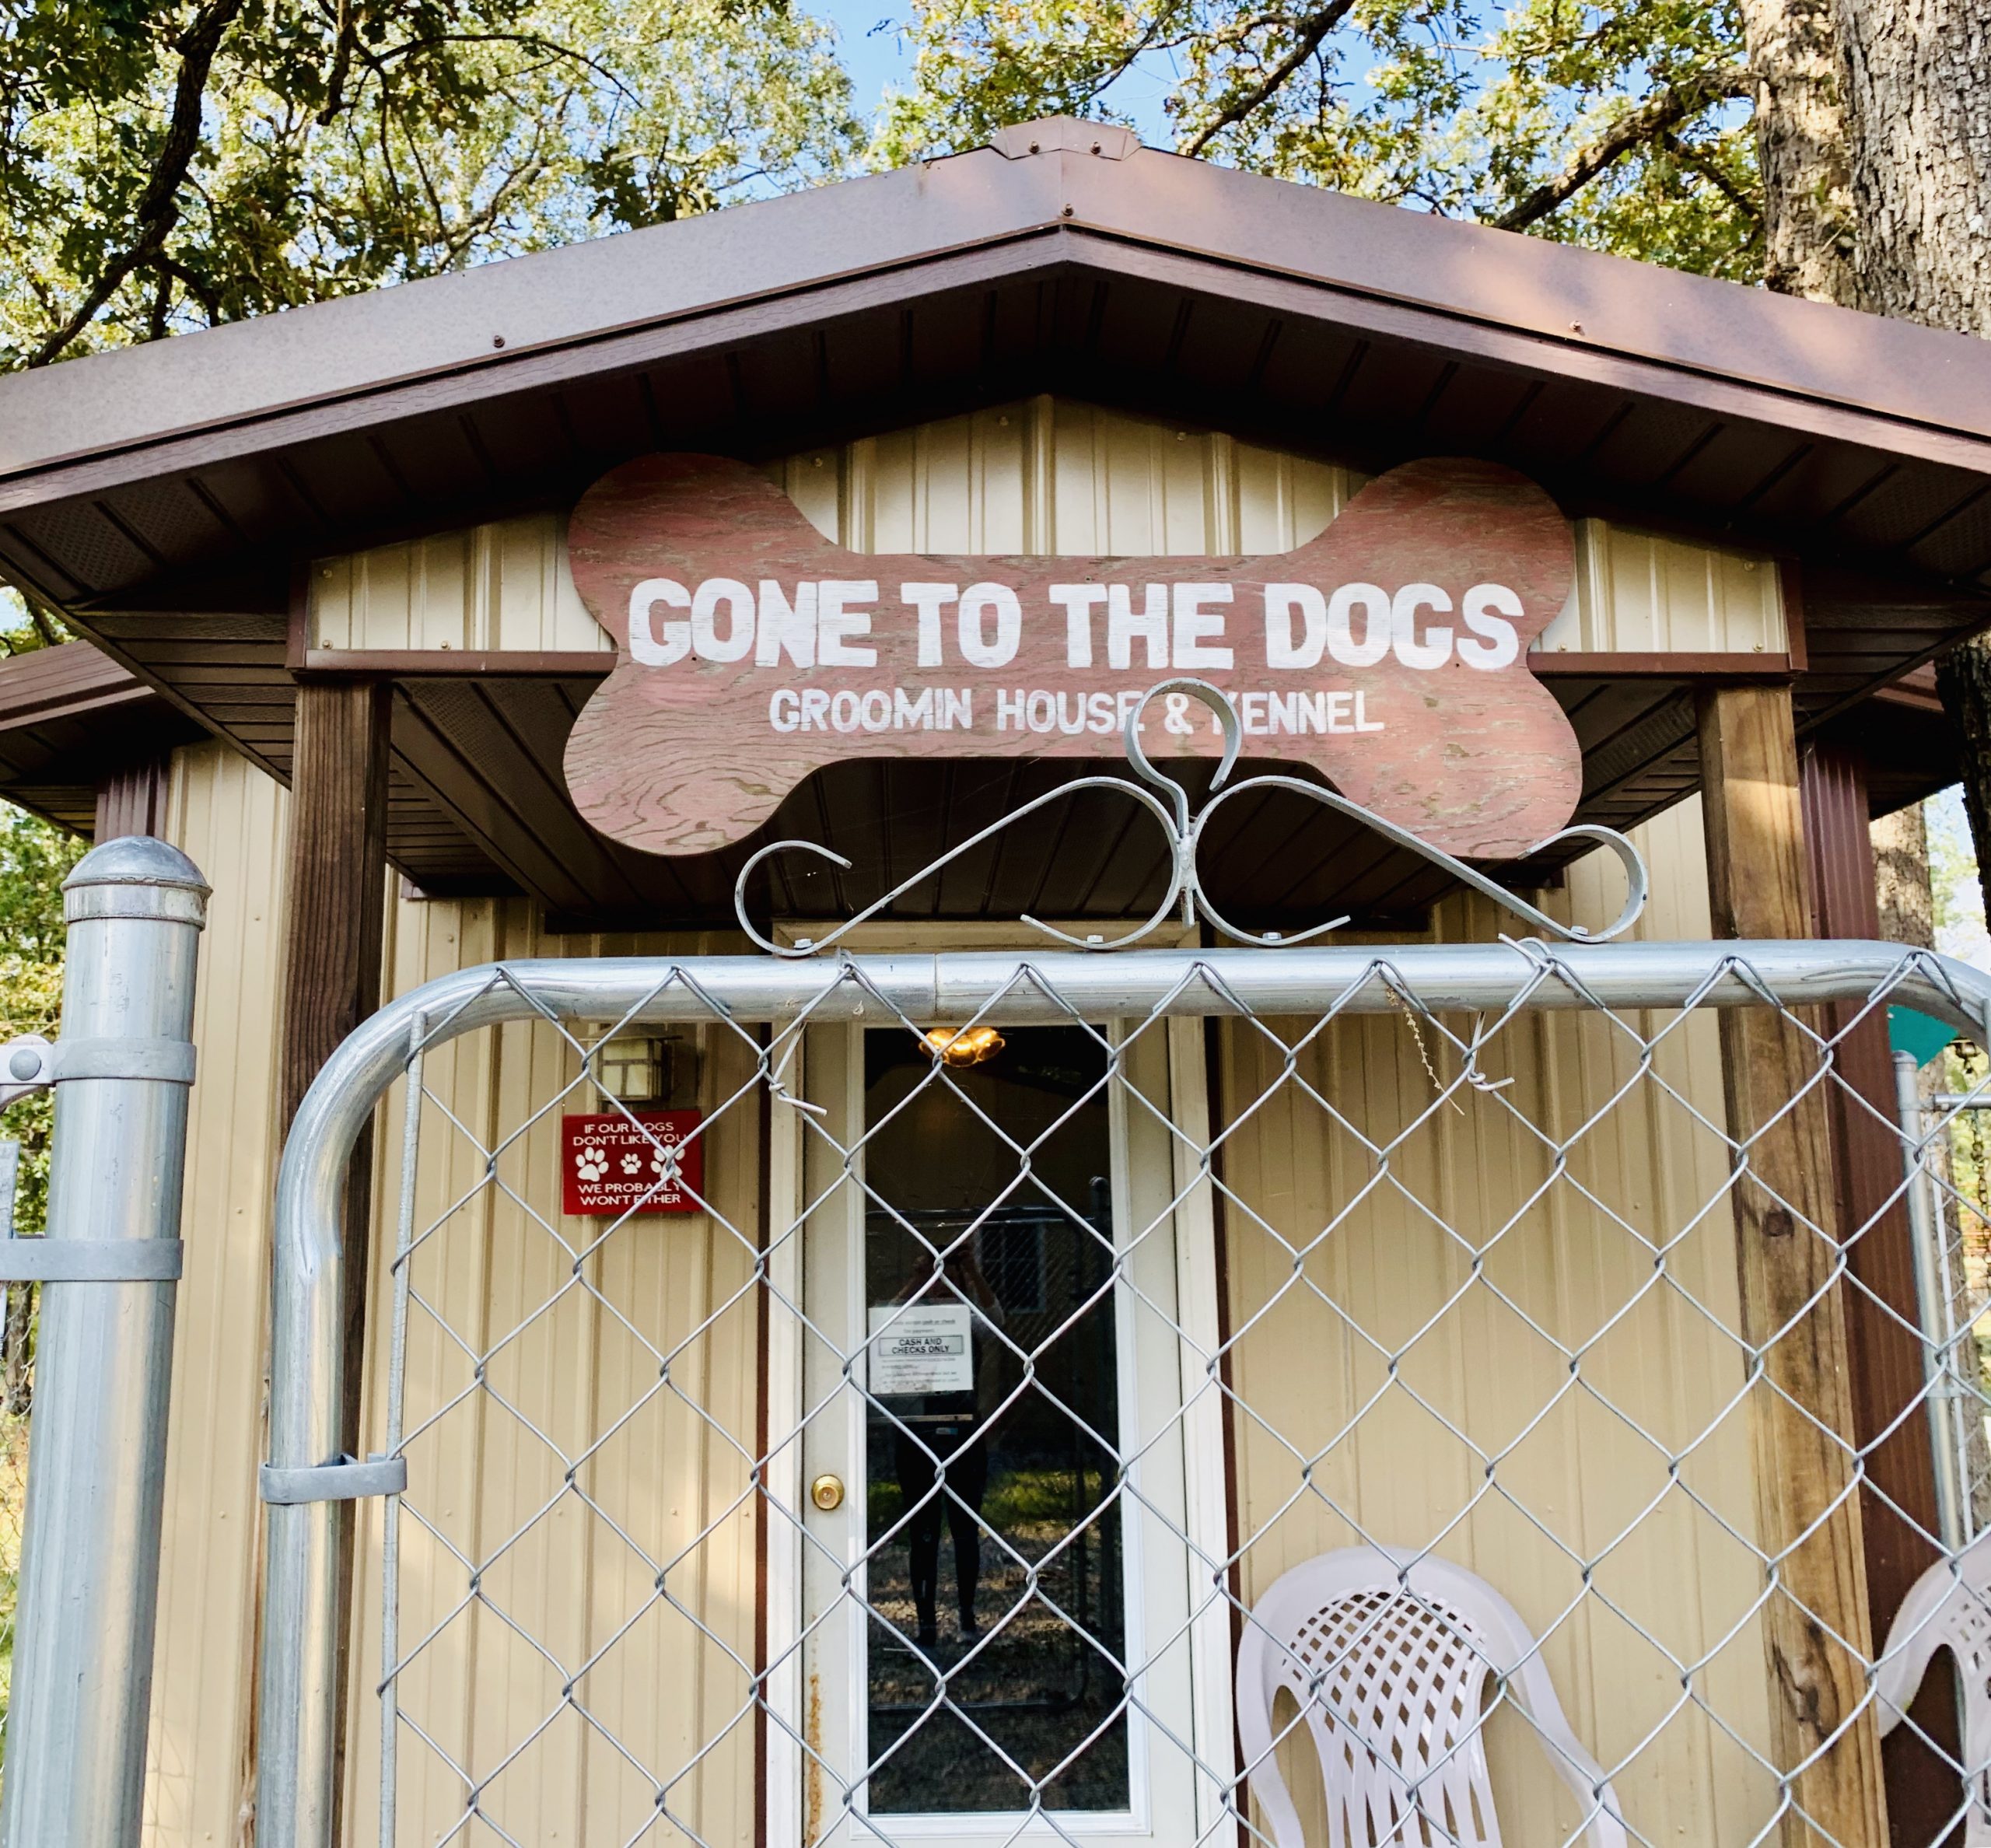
[[562, 1110, 704, 1216], [563, 453, 1582, 860]]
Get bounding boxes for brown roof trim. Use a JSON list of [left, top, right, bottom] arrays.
[[0, 640, 155, 727], [0, 236, 1055, 514], [4, 126, 1989, 503]]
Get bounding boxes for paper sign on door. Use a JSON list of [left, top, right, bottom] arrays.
[[867, 1303, 973, 1395]]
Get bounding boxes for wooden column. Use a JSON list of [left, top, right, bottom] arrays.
[[1698, 684, 1888, 1848], [281, 680, 392, 1129], [1802, 740, 1958, 1846], [278, 677, 391, 1832]]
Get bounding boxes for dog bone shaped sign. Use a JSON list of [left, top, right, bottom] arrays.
[[562, 453, 1582, 859]]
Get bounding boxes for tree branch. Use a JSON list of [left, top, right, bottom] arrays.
[[158, 254, 223, 325], [26, 0, 247, 366], [1660, 130, 1763, 221], [1181, 0, 1360, 159], [1492, 63, 1751, 231]]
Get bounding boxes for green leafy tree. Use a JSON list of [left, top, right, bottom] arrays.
[[0, 597, 82, 1420], [871, 0, 1758, 279], [0, 599, 82, 1753], [1, 0, 862, 368]]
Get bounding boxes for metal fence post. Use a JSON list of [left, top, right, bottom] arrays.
[[0, 836, 208, 1848], [1895, 1048, 1971, 1549]]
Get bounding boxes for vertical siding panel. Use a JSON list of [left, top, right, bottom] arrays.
[[315, 555, 356, 649], [1051, 401, 1103, 555], [971, 404, 1028, 551], [312, 402, 1784, 667], [1224, 806, 1777, 1844], [918, 416, 975, 551], [1023, 394, 1055, 551], [143, 745, 289, 1848]]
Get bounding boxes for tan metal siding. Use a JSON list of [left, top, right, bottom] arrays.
[[338, 901, 764, 1846], [1538, 522, 1787, 654], [1220, 803, 1775, 1845], [311, 396, 1780, 656], [774, 396, 1353, 555], [143, 742, 290, 1848], [311, 514, 608, 654]]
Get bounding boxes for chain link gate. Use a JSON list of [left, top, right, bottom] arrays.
[[255, 689, 1991, 1848]]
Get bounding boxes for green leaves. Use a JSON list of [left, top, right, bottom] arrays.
[[0, 0, 1764, 367], [1, 0, 862, 367], [870, 0, 1762, 280]]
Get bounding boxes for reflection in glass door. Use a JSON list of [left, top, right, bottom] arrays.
[[860, 1026, 1127, 1814], [785, 1011, 1220, 1848]]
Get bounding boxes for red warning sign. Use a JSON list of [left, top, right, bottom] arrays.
[[561, 1110, 705, 1216]]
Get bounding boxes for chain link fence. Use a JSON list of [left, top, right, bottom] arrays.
[[1913, 1043, 1991, 1542], [248, 933, 1991, 1848]]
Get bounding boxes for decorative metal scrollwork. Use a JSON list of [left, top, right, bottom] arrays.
[[732, 678, 1647, 957]]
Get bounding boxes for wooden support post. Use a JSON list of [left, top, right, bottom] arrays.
[[1801, 740, 1958, 1846], [1698, 684, 1888, 1848], [281, 681, 392, 1129], [278, 677, 391, 1833]]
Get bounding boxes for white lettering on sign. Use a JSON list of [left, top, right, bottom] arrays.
[[563, 452, 1584, 862], [765, 684, 1387, 738], [868, 1303, 975, 1395], [768, 688, 976, 733], [644, 579, 1521, 675]]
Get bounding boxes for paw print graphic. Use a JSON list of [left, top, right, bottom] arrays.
[[574, 1150, 608, 1183], [619, 1152, 642, 1175], [650, 1149, 672, 1177]]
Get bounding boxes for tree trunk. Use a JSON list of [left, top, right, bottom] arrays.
[[1939, 640, 1991, 908], [1830, 0, 1991, 910], [1837, 0, 1991, 337], [1870, 804, 1935, 949], [1739, 0, 1860, 302]]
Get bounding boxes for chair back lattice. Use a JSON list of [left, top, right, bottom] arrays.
[[1879, 1537, 1991, 1844], [1237, 1549, 1629, 1848]]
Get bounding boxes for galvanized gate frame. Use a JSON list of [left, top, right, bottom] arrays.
[[254, 684, 1991, 1846]]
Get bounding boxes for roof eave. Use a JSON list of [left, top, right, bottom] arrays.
[[4, 135, 1989, 506]]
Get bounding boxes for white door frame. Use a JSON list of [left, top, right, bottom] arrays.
[[764, 1013, 1235, 1848]]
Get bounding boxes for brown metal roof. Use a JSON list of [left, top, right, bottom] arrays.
[[0, 645, 203, 835], [0, 119, 1982, 921]]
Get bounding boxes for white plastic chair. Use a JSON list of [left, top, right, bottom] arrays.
[[1235, 1547, 1629, 1847], [1876, 1535, 1991, 1843]]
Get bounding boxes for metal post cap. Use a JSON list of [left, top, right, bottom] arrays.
[[62, 835, 210, 928]]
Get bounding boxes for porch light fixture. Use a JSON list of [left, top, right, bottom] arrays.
[[922, 1025, 1005, 1068], [590, 1027, 702, 1106]]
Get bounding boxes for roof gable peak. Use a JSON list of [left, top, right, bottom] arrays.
[[985, 117, 1141, 162]]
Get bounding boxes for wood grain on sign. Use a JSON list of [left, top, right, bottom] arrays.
[[562, 453, 1583, 860]]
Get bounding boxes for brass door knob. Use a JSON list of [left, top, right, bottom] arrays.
[[810, 1473, 845, 1512]]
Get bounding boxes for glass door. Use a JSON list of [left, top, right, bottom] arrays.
[[776, 1016, 1227, 1848]]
